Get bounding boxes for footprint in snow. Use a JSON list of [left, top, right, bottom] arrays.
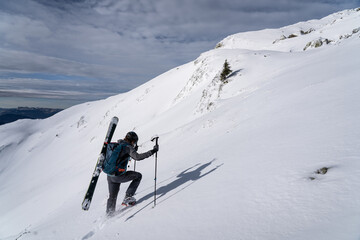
[[82, 231, 95, 240]]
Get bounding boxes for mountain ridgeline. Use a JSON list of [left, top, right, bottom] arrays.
[[0, 107, 63, 125]]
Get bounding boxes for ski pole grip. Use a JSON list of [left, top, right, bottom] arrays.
[[151, 135, 159, 145]]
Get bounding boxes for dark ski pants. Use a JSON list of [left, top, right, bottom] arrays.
[[106, 171, 142, 213]]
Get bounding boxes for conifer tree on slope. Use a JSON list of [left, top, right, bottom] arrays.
[[220, 59, 232, 82]]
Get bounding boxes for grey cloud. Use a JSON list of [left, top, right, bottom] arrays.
[[0, 48, 128, 80], [0, 77, 120, 100], [0, 0, 358, 108]]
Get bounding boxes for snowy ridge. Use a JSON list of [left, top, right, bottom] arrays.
[[218, 8, 360, 52], [1, 8, 360, 240]]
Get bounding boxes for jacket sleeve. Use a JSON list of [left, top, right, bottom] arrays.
[[128, 145, 153, 160]]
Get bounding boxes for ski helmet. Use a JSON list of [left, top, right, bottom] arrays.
[[125, 131, 138, 144]]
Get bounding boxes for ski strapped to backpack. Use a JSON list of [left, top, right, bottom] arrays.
[[82, 116, 118, 211], [102, 141, 131, 175]]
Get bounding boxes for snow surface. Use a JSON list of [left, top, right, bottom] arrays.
[[1, 8, 360, 240]]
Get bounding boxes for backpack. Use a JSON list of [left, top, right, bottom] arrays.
[[102, 142, 130, 175]]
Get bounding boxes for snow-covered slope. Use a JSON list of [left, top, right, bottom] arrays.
[[218, 8, 360, 52], [1, 8, 360, 240]]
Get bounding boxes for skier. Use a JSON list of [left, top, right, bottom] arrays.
[[106, 131, 158, 215]]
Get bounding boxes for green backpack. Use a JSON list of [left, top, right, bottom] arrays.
[[102, 142, 130, 175]]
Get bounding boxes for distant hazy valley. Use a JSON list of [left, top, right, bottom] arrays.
[[0, 107, 63, 125]]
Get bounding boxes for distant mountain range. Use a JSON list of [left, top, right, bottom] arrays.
[[0, 107, 63, 125]]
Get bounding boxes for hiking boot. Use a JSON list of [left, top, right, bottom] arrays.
[[106, 198, 116, 216], [122, 195, 136, 206]]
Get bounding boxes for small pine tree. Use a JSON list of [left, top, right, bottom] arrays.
[[220, 59, 232, 82]]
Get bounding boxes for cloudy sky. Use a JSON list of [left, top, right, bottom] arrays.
[[0, 0, 358, 109]]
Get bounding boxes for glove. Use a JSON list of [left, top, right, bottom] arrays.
[[152, 144, 159, 154], [134, 144, 139, 151]]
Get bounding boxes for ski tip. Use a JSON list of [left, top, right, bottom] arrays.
[[110, 116, 119, 124]]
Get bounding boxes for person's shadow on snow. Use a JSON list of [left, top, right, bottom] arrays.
[[138, 158, 222, 204], [124, 159, 223, 220]]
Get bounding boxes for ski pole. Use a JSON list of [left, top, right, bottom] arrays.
[[134, 144, 138, 171], [151, 135, 159, 207]]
